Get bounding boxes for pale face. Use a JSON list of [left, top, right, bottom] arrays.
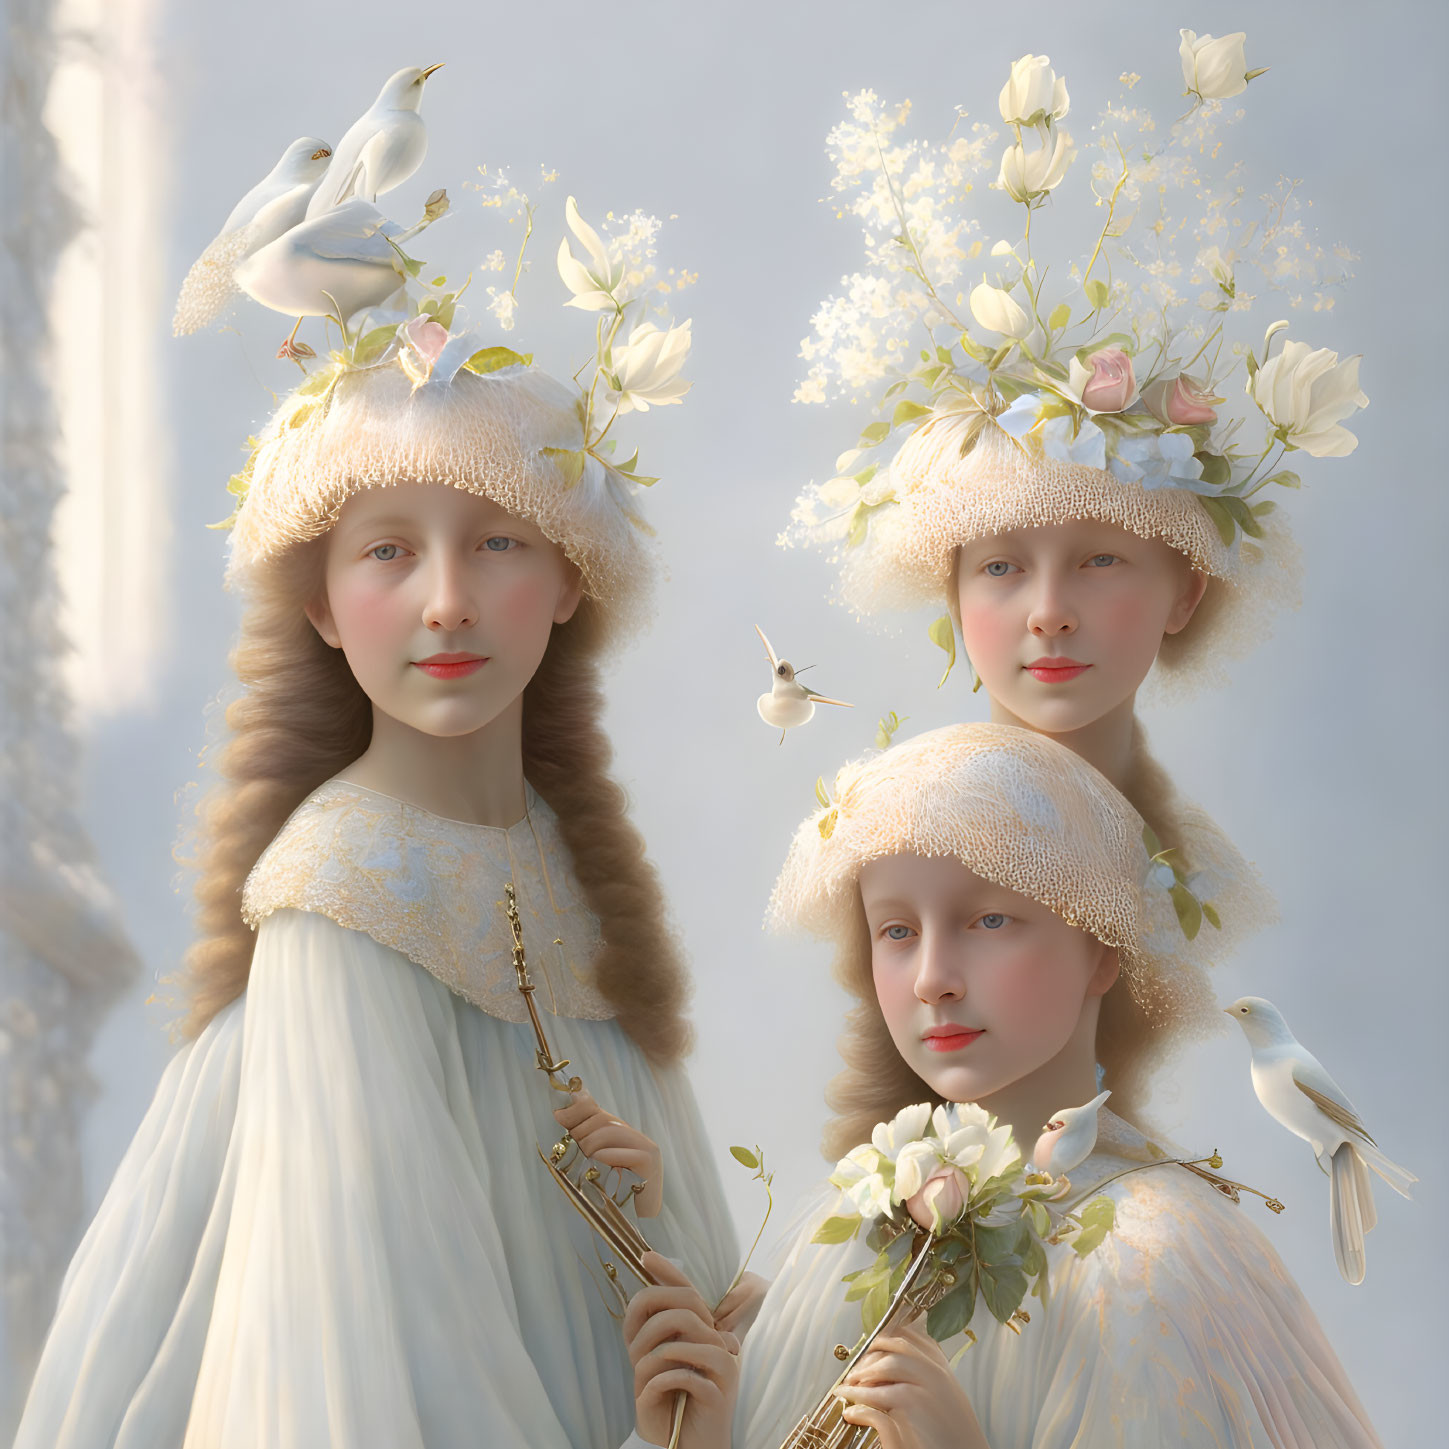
[[861, 853, 1118, 1107], [954, 521, 1207, 734], [305, 484, 582, 739]]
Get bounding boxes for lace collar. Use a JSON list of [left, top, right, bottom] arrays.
[[242, 779, 612, 1023]]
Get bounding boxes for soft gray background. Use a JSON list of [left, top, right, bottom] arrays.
[[67, 0, 1443, 1438]]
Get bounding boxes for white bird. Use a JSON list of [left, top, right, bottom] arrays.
[[305, 64, 444, 219], [235, 192, 447, 359], [754, 625, 852, 744], [172, 136, 333, 336], [1226, 996, 1415, 1285], [1033, 1090, 1111, 1175]]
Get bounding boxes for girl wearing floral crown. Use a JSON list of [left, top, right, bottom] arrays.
[[785, 36, 1366, 962], [16, 135, 741, 1447], [622, 724, 1382, 1447]]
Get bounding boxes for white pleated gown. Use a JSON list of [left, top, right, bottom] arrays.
[[734, 1110, 1381, 1449], [16, 781, 739, 1449]]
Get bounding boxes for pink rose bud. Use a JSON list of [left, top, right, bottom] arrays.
[[1143, 374, 1219, 426], [400, 314, 450, 367], [1078, 347, 1138, 413], [905, 1165, 969, 1232]]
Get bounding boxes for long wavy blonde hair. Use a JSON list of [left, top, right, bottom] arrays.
[[175, 535, 691, 1065]]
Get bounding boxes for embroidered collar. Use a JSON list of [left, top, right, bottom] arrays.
[[242, 779, 611, 1023]]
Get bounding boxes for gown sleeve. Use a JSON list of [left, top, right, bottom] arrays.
[[730, 1172, 1383, 1449]]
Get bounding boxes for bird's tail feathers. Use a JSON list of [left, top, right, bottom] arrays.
[[1330, 1142, 1367, 1286], [1350, 1147, 1377, 1235], [172, 228, 249, 336], [1357, 1139, 1416, 1198]]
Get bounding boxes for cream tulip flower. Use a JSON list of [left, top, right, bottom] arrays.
[[997, 130, 1074, 203], [1179, 30, 1263, 102], [1248, 338, 1368, 457], [606, 320, 692, 414], [969, 281, 1032, 340], [997, 54, 1069, 128], [556, 195, 623, 311]]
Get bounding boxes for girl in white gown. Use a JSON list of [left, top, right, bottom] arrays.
[[16, 196, 740, 1446], [623, 725, 1383, 1447]]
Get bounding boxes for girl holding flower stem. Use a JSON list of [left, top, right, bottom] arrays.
[[621, 724, 1381, 1448]]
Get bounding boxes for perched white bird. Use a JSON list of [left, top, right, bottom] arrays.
[[235, 192, 446, 358], [1033, 1090, 1111, 1175], [172, 136, 333, 336], [754, 625, 852, 744], [1226, 996, 1415, 1285], [305, 64, 444, 219]]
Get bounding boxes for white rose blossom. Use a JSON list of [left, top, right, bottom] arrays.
[[997, 130, 1074, 203], [1249, 337, 1368, 457], [997, 54, 1069, 128], [606, 320, 692, 414], [871, 1101, 933, 1157], [969, 281, 1032, 339], [1179, 30, 1258, 102]]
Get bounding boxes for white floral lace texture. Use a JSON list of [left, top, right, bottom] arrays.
[[242, 780, 611, 1022]]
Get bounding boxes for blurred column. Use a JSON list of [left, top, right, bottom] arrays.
[[0, 0, 156, 1425]]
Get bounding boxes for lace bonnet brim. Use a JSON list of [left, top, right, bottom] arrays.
[[839, 419, 1300, 696], [226, 361, 655, 645]]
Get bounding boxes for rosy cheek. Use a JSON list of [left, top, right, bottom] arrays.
[[329, 576, 408, 648], [1094, 590, 1165, 665], [490, 573, 557, 630], [872, 957, 919, 1042], [958, 594, 1019, 676], [982, 954, 1078, 1034]]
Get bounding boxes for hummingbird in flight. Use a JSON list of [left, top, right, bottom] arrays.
[[754, 625, 852, 744]]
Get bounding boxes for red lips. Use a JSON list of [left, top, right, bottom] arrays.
[[1024, 656, 1090, 683], [413, 652, 488, 680], [921, 1025, 986, 1053]]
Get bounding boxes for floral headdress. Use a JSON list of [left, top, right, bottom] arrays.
[[215, 161, 694, 645], [772, 723, 1221, 1082], [786, 34, 1365, 688]]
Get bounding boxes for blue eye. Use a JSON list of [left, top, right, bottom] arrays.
[[979, 913, 1007, 930], [1087, 554, 1117, 568], [884, 925, 915, 941], [369, 544, 401, 561], [483, 536, 516, 552], [984, 560, 1017, 577]]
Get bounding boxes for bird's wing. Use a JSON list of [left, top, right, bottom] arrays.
[[299, 202, 398, 264], [754, 625, 780, 671], [803, 690, 853, 707], [1293, 1075, 1376, 1147]]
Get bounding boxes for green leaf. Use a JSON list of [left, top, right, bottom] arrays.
[[1219, 493, 1264, 539], [811, 1214, 863, 1245], [936, 346, 955, 365], [891, 399, 932, 428], [430, 275, 447, 286], [1084, 278, 1110, 310], [978, 1258, 1029, 1323], [863, 1275, 892, 1332], [854, 463, 879, 486], [843, 1255, 890, 1301], [1170, 883, 1203, 940], [1251, 500, 1277, 518], [860, 420, 892, 446], [1262, 469, 1301, 490], [1141, 822, 1164, 859], [1048, 302, 1072, 332], [926, 1278, 977, 1340], [1195, 451, 1232, 490], [464, 345, 533, 375], [882, 379, 909, 400], [1070, 1196, 1116, 1257], [729, 1146, 760, 1169], [927, 615, 956, 689], [1202, 901, 1222, 930], [814, 776, 831, 809], [973, 1221, 1030, 1266], [1197, 495, 1237, 548], [540, 447, 586, 487], [1027, 1200, 1052, 1238]]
